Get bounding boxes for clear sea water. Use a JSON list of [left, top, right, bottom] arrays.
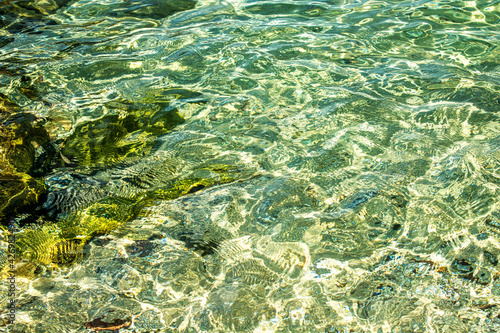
[[1, 0, 500, 332]]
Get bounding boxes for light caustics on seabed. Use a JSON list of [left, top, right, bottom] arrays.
[[1, 0, 500, 331]]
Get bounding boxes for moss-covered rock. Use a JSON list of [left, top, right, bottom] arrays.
[[61, 104, 185, 168], [152, 176, 233, 200], [4, 162, 250, 273], [103, 0, 197, 20], [0, 92, 19, 117], [0, 0, 72, 17], [60, 88, 204, 169], [5, 196, 138, 273], [1, 112, 57, 176], [58, 197, 139, 241], [0, 169, 46, 224], [1, 86, 245, 274], [0, 109, 53, 225], [138, 164, 244, 209], [0, 0, 71, 36]]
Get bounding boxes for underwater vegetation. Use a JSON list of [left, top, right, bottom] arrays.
[[103, 0, 197, 20], [0, 87, 256, 276], [0, 96, 52, 225], [0, 0, 197, 35], [4, 164, 249, 277], [60, 88, 206, 169], [60, 100, 185, 168], [0, 0, 72, 36], [7, 197, 135, 276]]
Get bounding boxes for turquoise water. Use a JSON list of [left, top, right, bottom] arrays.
[[1, 0, 500, 331]]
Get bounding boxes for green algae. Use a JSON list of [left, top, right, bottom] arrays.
[[61, 101, 185, 168], [139, 88, 204, 104], [0, 87, 236, 273], [152, 177, 230, 200], [60, 88, 206, 169], [0, 110, 54, 224], [0, 170, 46, 224], [5, 164, 245, 273], [15, 224, 63, 266], [0, 92, 19, 116], [5, 197, 135, 272], [58, 197, 139, 240], [142, 163, 242, 204]]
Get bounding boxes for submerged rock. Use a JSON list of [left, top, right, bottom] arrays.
[[61, 98, 187, 169], [125, 240, 157, 257], [0, 169, 46, 225], [0, 0, 71, 35], [84, 316, 132, 331], [1, 112, 57, 176], [0, 93, 19, 116], [0, 0, 73, 16], [5, 161, 255, 272], [0, 109, 56, 225], [0, 88, 254, 274], [106, 0, 197, 20], [6, 196, 137, 273]]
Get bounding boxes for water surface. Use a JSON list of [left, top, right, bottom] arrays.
[[1, 0, 500, 331]]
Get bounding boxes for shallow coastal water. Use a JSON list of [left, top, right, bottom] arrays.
[[1, 0, 500, 331]]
